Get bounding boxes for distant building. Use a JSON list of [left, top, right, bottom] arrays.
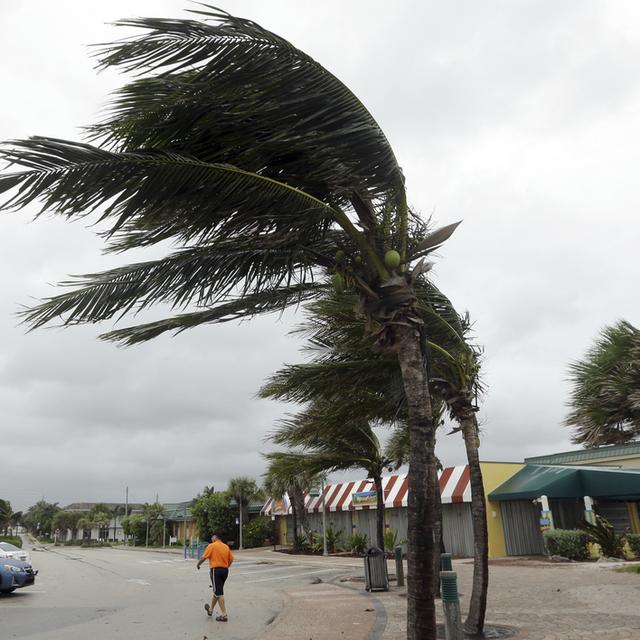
[[262, 442, 640, 558]]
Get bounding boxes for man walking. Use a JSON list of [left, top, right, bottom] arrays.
[[196, 532, 234, 621]]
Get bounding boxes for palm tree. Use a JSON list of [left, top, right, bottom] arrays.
[[267, 405, 393, 551], [227, 477, 261, 551], [430, 338, 488, 636], [566, 320, 640, 446], [264, 290, 490, 633], [0, 499, 13, 535], [0, 10, 462, 637], [263, 454, 319, 551]]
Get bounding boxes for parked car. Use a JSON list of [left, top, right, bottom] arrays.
[[0, 558, 37, 594], [0, 542, 31, 564]]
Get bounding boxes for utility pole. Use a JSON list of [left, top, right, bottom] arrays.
[[124, 486, 129, 546]]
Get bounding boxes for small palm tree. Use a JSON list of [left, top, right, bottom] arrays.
[[227, 477, 261, 550], [566, 320, 640, 446], [267, 406, 393, 551], [263, 455, 318, 551]]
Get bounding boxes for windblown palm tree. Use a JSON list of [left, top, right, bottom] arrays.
[[227, 477, 261, 550], [263, 454, 318, 551], [266, 405, 393, 551], [566, 320, 640, 446], [0, 9, 461, 637], [430, 336, 488, 635]]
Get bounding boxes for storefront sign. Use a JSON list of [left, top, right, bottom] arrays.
[[352, 491, 377, 507]]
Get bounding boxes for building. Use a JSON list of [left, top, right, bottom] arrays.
[[261, 442, 640, 558]]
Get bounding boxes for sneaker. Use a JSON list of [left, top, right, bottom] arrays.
[[204, 604, 212, 617]]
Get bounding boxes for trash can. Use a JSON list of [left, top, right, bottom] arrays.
[[364, 547, 389, 592]]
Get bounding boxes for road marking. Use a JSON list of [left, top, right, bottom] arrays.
[[233, 564, 322, 577], [249, 568, 343, 583], [127, 578, 151, 585]]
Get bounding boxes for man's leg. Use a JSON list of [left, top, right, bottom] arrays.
[[218, 596, 227, 616]]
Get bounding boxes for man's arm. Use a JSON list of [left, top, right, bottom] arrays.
[[196, 546, 209, 570]]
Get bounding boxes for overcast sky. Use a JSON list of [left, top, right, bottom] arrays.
[[1, 1, 638, 512]]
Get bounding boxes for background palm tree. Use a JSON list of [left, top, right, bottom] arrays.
[[0, 10, 461, 637], [267, 406, 393, 551], [566, 320, 640, 446], [227, 477, 261, 550], [430, 336, 488, 635], [263, 454, 319, 551], [0, 499, 14, 535]]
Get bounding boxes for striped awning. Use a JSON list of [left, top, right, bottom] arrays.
[[260, 465, 471, 515]]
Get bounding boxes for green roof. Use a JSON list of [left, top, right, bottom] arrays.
[[489, 464, 640, 501], [525, 442, 640, 465]]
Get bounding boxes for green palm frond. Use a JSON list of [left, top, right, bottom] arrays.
[[18, 238, 326, 330], [90, 7, 403, 204], [566, 320, 640, 446], [101, 284, 324, 346], [0, 137, 337, 245]]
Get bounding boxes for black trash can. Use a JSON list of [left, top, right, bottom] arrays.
[[364, 547, 389, 592]]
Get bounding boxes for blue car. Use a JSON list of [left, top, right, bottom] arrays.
[[0, 557, 37, 594]]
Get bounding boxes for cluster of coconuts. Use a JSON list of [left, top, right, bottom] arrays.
[[331, 249, 402, 292]]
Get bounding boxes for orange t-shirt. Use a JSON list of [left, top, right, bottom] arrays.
[[202, 540, 234, 568]]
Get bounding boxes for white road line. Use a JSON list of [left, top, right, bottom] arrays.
[[249, 568, 343, 583], [127, 578, 151, 585], [233, 564, 319, 577]]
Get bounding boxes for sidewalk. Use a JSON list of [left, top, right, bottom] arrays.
[[257, 555, 640, 640]]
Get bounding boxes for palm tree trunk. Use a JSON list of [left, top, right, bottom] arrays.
[[461, 413, 489, 636], [396, 322, 437, 640], [374, 473, 385, 551], [433, 475, 443, 598], [291, 502, 299, 552]]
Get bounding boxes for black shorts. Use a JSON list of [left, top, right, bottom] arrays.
[[210, 567, 229, 596]]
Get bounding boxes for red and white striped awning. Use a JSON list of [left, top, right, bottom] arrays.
[[260, 465, 471, 515]]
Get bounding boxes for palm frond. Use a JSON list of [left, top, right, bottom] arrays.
[[101, 284, 324, 346], [0, 138, 337, 246], [19, 236, 328, 330], [89, 7, 403, 203]]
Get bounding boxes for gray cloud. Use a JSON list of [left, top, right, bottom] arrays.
[[1, 1, 639, 510]]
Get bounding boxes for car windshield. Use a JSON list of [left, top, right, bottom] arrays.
[[0, 543, 20, 552]]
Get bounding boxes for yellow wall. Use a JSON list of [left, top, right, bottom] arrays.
[[480, 462, 524, 558], [628, 502, 640, 534]]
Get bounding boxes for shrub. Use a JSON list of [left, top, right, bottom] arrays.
[[581, 515, 626, 558], [348, 532, 368, 555], [325, 526, 343, 553], [0, 536, 22, 548], [242, 517, 273, 548], [384, 528, 406, 553], [626, 533, 640, 559], [543, 529, 590, 561]]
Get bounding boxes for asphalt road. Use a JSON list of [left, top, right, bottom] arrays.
[[0, 544, 361, 639]]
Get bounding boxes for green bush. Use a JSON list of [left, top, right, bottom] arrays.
[[543, 529, 590, 561], [626, 533, 640, 559], [325, 526, 343, 553], [0, 536, 22, 548], [581, 515, 626, 558], [348, 532, 368, 555], [242, 517, 273, 548]]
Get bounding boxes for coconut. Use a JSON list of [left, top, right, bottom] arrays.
[[384, 249, 401, 270]]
